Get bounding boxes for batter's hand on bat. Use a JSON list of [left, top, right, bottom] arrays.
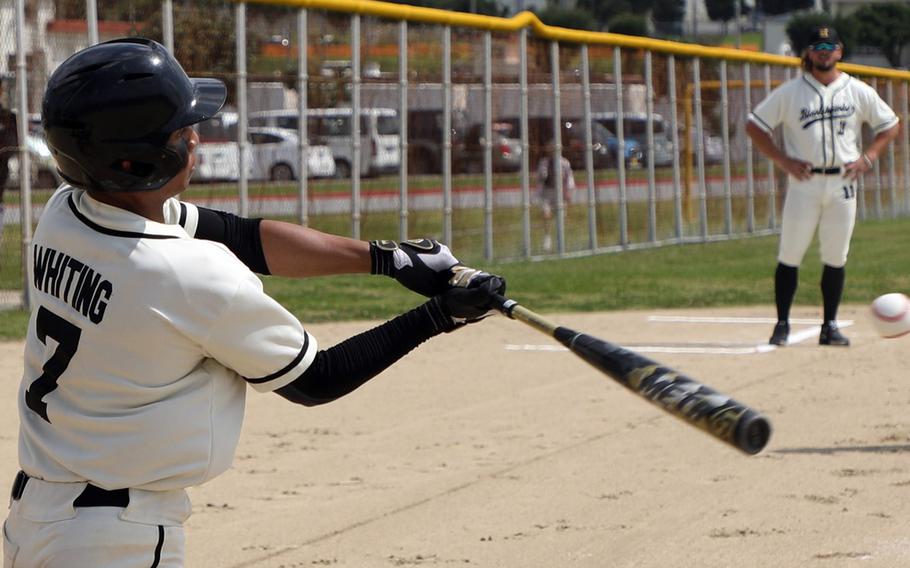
[[370, 238, 461, 296], [436, 267, 507, 326]]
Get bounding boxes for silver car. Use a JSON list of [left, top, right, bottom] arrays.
[[194, 126, 336, 181], [4, 132, 64, 189], [248, 127, 335, 180]]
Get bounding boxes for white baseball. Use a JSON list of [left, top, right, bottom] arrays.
[[870, 293, 910, 338]]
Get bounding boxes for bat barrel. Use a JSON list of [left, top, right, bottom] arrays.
[[554, 327, 772, 455], [491, 295, 772, 455]]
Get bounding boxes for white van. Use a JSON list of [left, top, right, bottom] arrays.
[[250, 108, 400, 178]]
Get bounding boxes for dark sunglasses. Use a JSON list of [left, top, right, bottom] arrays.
[[811, 42, 838, 52]]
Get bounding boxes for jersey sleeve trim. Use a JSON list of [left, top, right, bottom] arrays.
[[178, 202, 200, 237], [748, 113, 773, 134], [244, 330, 318, 392], [872, 116, 900, 133]]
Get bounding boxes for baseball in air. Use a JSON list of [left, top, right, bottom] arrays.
[[870, 293, 910, 338]]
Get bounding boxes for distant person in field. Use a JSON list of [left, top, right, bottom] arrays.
[[536, 140, 575, 252]]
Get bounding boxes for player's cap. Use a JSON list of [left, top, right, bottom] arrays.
[[807, 26, 842, 48]]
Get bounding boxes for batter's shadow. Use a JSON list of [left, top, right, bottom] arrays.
[[774, 444, 910, 455]]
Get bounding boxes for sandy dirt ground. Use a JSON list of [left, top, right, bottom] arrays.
[[2, 304, 910, 567]]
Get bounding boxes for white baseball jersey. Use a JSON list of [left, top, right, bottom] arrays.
[[749, 72, 899, 167], [18, 185, 317, 491]]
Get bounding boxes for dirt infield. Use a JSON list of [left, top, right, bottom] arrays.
[[3, 304, 910, 567]]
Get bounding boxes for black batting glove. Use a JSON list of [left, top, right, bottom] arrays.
[[370, 238, 460, 297], [431, 266, 507, 331]]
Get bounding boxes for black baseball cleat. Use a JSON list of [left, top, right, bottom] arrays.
[[769, 321, 790, 345], [819, 321, 850, 346]]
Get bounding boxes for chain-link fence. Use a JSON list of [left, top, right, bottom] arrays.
[[4, 0, 910, 309]]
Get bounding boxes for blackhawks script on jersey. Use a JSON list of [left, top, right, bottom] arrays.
[[18, 186, 318, 491], [748, 72, 899, 168]]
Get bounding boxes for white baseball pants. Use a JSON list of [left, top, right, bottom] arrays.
[[777, 174, 857, 268], [4, 474, 189, 568]]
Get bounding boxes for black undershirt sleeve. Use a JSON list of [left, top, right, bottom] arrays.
[[275, 299, 456, 406], [194, 206, 271, 275]]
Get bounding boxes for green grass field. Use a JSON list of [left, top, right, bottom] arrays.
[[2, 216, 908, 340]]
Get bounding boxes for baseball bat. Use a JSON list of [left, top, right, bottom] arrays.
[[493, 294, 772, 455]]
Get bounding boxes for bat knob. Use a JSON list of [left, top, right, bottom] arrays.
[[737, 412, 772, 455]]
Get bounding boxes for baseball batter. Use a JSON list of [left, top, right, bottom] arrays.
[[746, 26, 900, 347], [3, 38, 505, 568]]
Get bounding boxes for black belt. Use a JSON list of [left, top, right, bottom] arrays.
[[11, 471, 130, 508], [810, 167, 841, 175]]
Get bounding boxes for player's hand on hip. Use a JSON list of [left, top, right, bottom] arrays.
[[436, 266, 507, 326], [781, 157, 813, 181], [843, 153, 873, 181], [370, 238, 460, 296]]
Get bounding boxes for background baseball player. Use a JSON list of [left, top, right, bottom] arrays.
[[536, 140, 575, 252], [3, 38, 505, 568], [745, 26, 900, 347]]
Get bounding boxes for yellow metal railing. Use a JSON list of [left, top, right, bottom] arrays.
[[243, 0, 910, 81]]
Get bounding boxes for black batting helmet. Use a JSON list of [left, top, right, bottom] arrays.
[[42, 37, 226, 192]]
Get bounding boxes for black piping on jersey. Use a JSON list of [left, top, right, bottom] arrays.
[[178, 202, 188, 227], [801, 76, 827, 167], [245, 332, 311, 385], [68, 195, 179, 240], [749, 113, 773, 133], [873, 118, 900, 133], [151, 525, 165, 568], [828, 79, 851, 168]]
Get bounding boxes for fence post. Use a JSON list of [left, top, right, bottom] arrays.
[[581, 44, 597, 251], [743, 62, 755, 233], [693, 57, 708, 239], [483, 31, 494, 261], [668, 54, 682, 240], [519, 28, 531, 258], [550, 40, 565, 255], [297, 9, 309, 227], [763, 64, 776, 230], [350, 14, 362, 239], [644, 50, 657, 243], [614, 47, 628, 248], [442, 26, 453, 246], [15, 0, 32, 309], [398, 20, 409, 241], [235, 2, 249, 217], [87, 0, 99, 45], [720, 60, 732, 235], [162, 0, 174, 53]]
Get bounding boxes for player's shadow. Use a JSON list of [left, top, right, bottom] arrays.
[[774, 444, 910, 455]]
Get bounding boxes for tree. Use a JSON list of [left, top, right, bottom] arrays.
[[758, 0, 814, 16], [704, 0, 750, 35], [651, 0, 685, 37], [785, 13, 854, 58], [576, 0, 655, 31], [607, 13, 649, 37], [854, 3, 910, 68], [535, 6, 599, 31], [387, 0, 507, 17]]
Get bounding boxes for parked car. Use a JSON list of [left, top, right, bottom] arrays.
[[494, 116, 641, 171], [455, 121, 523, 173], [5, 131, 64, 189], [250, 107, 400, 178], [591, 112, 675, 167], [248, 127, 335, 180], [193, 125, 336, 182], [405, 108, 470, 174]]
